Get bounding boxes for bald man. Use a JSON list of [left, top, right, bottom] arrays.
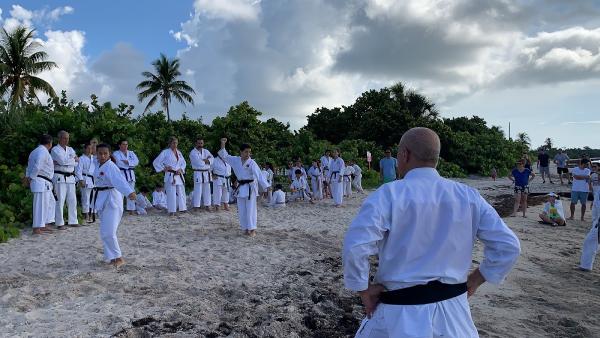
[[343, 127, 520, 337], [51, 130, 80, 229]]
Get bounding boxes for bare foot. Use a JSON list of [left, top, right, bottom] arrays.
[[56, 226, 68, 231], [567, 216, 574, 220], [169, 212, 176, 217], [32, 228, 44, 235], [113, 257, 125, 268], [248, 230, 256, 237], [523, 215, 527, 218]]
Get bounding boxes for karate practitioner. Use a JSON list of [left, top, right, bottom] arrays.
[[329, 149, 345, 207], [343, 127, 520, 338], [135, 187, 154, 215], [307, 160, 323, 200], [290, 169, 313, 203], [320, 151, 332, 198], [190, 138, 213, 211], [350, 160, 365, 193], [152, 184, 168, 210], [153, 137, 187, 216], [343, 163, 355, 198], [579, 215, 599, 272], [218, 138, 270, 236], [76, 142, 96, 223], [212, 153, 232, 211], [261, 163, 274, 202], [267, 184, 286, 208], [25, 134, 55, 235], [93, 144, 136, 267], [51, 130, 80, 229], [113, 139, 140, 215]]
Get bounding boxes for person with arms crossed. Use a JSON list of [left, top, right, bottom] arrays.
[[153, 137, 187, 216], [113, 139, 140, 215], [343, 127, 520, 338], [25, 134, 55, 235], [569, 159, 592, 221]]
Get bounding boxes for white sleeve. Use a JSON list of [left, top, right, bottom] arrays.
[[109, 164, 135, 197], [475, 194, 521, 285], [27, 151, 41, 179], [153, 151, 165, 173], [252, 161, 270, 190], [179, 151, 187, 173], [129, 151, 140, 167], [218, 148, 235, 166], [342, 190, 390, 291], [75, 158, 84, 181], [206, 150, 214, 165]]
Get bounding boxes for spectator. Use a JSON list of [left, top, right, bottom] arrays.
[[554, 149, 570, 185], [379, 148, 398, 183], [522, 153, 532, 170], [538, 192, 566, 226], [509, 159, 535, 218], [569, 159, 592, 221], [537, 148, 553, 184]]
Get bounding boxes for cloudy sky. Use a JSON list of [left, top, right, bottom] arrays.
[[1, 0, 599, 148]]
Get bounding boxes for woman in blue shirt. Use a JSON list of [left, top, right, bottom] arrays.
[[509, 159, 536, 217]]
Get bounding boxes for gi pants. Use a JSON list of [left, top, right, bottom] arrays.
[[54, 181, 78, 225], [355, 294, 478, 338], [580, 219, 599, 270], [311, 180, 323, 200], [213, 181, 230, 206], [353, 176, 363, 192], [126, 181, 136, 211], [344, 178, 353, 197], [193, 176, 211, 207], [166, 183, 187, 213], [237, 195, 257, 230], [81, 187, 92, 213], [331, 178, 344, 205], [32, 190, 52, 228], [99, 206, 123, 261]]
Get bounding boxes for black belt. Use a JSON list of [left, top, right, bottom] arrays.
[[214, 173, 231, 190], [119, 168, 134, 181], [55, 170, 75, 177], [193, 168, 211, 183], [379, 281, 467, 305], [83, 173, 95, 184], [37, 175, 58, 201], [167, 169, 185, 184], [331, 171, 340, 179], [237, 179, 254, 200], [89, 187, 114, 222]]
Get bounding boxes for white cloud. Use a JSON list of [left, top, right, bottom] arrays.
[[193, 0, 260, 22], [2, 4, 74, 32]]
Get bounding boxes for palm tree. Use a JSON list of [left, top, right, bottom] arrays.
[[137, 54, 195, 122], [0, 26, 57, 106], [516, 132, 531, 149]]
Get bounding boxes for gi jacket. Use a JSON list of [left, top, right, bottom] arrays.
[[218, 148, 269, 198], [94, 160, 134, 212], [26, 145, 54, 193]]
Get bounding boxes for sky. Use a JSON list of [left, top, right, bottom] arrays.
[[1, 0, 599, 148]]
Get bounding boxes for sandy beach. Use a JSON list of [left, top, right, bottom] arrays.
[[1, 175, 599, 338]]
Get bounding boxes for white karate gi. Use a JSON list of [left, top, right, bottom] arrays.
[[329, 157, 345, 206], [218, 148, 270, 230], [307, 165, 323, 200], [343, 165, 355, 197], [265, 168, 274, 202], [290, 176, 311, 201], [579, 217, 599, 271], [152, 190, 167, 209], [343, 168, 521, 338], [51, 144, 79, 226], [320, 155, 331, 182], [26, 145, 54, 228], [76, 154, 95, 214], [113, 150, 139, 211], [190, 147, 213, 208], [212, 155, 232, 206], [352, 164, 364, 193], [268, 190, 286, 208], [153, 148, 187, 213], [135, 194, 153, 215], [591, 172, 599, 222], [94, 160, 134, 261]]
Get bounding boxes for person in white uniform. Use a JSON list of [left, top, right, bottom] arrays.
[[190, 138, 213, 211], [579, 162, 599, 271], [343, 163, 355, 198], [329, 149, 345, 207], [218, 138, 270, 236], [76, 141, 96, 223], [212, 153, 232, 211], [113, 139, 140, 215], [307, 160, 323, 200], [290, 169, 313, 203], [320, 151, 332, 198], [93, 144, 136, 267], [135, 187, 154, 215], [153, 137, 187, 216], [51, 130, 80, 229], [349, 159, 365, 193], [591, 163, 600, 224], [343, 127, 521, 338], [152, 184, 168, 210], [267, 184, 286, 208], [25, 134, 55, 235]]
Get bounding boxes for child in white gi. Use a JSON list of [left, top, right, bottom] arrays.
[[307, 160, 323, 200], [76, 142, 95, 222], [290, 169, 313, 203], [218, 138, 270, 237], [329, 149, 345, 207], [267, 184, 286, 208], [135, 187, 154, 215], [349, 160, 365, 193], [152, 184, 168, 210], [343, 163, 355, 198], [212, 153, 232, 211], [93, 144, 136, 267]]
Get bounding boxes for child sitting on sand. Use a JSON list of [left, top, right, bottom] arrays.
[[267, 184, 286, 208], [152, 184, 167, 210], [290, 169, 313, 203], [538, 192, 566, 226], [136, 187, 154, 215]]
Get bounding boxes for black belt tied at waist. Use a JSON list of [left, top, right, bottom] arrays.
[[214, 173, 231, 190], [331, 171, 340, 179], [89, 186, 114, 222], [119, 168, 134, 181], [83, 173, 95, 184], [379, 281, 467, 305], [55, 170, 75, 177], [237, 179, 254, 200], [37, 175, 58, 201], [193, 168, 211, 183], [167, 169, 185, 185]]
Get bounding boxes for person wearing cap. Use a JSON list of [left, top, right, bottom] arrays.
[[343, 127, 520, 337], [569, 159, 592, 221], [539, 193, 566, 226]]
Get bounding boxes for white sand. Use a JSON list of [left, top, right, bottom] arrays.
[[1, 176, 598, 337]]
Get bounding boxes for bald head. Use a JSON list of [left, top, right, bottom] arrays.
[[399, 127, 440, 165]]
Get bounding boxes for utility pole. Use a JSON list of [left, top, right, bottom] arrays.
[[508, 122, 511, 140]]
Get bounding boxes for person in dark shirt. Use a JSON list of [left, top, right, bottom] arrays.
[[509, 159, 535, 217], [537, 148, 553, 184]]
